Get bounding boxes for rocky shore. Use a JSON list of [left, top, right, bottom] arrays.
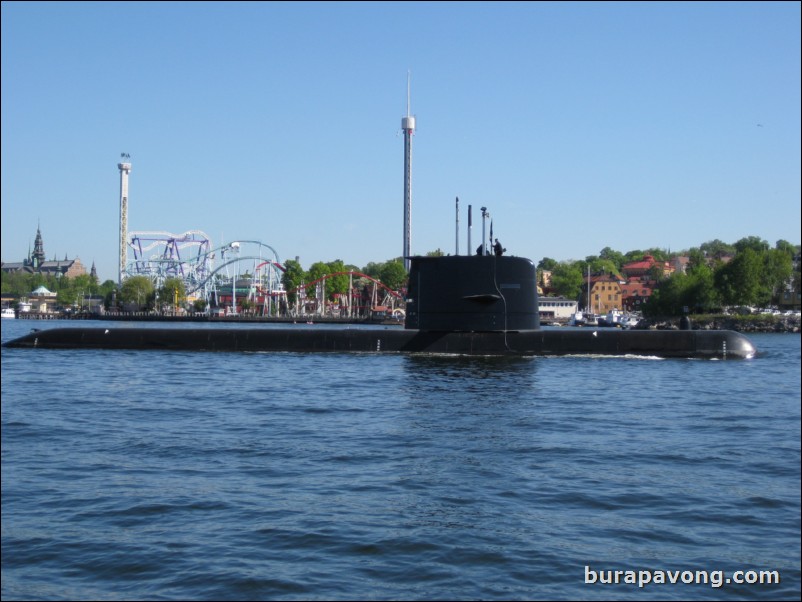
[[639, 314, 801, 333]]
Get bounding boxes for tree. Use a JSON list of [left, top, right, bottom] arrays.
[[550, 262, 585, 301], [645, 273, 688, 316], [589, 258, 620, 277], [762, 249, 793, 306], [159, 277, 186, 311], [282, 259, 306, 304], [734, 236, 769, 254], [686, 247, 707, 272], [305, 261, 349, 302], [642, 248, 670, 262], [714, 248, 763, 307], [324, 260, 349, 300], [700, 239, 735, 258], [685, 264, 719, 313], [120, 276, 154, 309], [537, 257, 559, 271], [379, 260, 407, 291], [599, 247, 625, 271], [362, 261, 383, 280], [623, 249, 645, 263], [774, 239, 796, 256]]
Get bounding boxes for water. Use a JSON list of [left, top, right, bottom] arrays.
[[2, 320, 800, 600]]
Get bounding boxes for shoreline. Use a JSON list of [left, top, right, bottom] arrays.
[[639, 314, 800, 334]]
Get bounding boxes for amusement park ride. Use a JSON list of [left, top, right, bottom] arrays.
[[124, 231, 400, 318]]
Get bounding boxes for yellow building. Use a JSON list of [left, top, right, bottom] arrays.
[[582, 273, 623, 315]]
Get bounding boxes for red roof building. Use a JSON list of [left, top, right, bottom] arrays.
[[621, 255, 674, 280]]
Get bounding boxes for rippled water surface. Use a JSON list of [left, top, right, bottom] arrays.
[[2, 321, 800, 600]]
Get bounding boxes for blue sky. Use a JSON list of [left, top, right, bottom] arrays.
[[2, 1, 800, 283]]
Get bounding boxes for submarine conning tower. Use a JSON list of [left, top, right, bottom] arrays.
[[405, 255, 540, 332]]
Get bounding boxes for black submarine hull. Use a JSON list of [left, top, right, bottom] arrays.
[[3, 326, 756, 359]]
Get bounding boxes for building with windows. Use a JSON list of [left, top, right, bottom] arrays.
[[539, 296, 578, 321], [582, 273, 623, 315], [1, 225, 88, 279]]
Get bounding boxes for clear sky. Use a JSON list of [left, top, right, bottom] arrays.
[[2, 1, 800, 283]]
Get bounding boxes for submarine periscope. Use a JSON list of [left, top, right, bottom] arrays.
[[3, 254, 756, 359]]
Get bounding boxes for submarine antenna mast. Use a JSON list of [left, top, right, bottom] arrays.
[[455, 197, 460, 255], [481, 207, 489, 255], [401, 71, 416, 271], [468, 205, 472, 254], [117, 154, 132, 285]]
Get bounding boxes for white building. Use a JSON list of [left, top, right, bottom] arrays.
[[539, 296, 578, 321]]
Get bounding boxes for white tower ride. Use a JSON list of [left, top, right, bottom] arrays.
[[401, 72, 416, 271], [118, 154, 131, 285]]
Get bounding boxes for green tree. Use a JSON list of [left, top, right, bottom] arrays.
[[324, 260, 349, 300], [378, 260, 407, 291], [599, 247, 625, 271], [98, 280, 118, 304], [642, 248, 670, 262], [700, 239, 736, 258], [159, 277, 187, 311], [282, 259, 307, 304], [774, 239, 796, 256], [362, 261, 383, 281], [550, 262, 585, 301], [120, 275, 154, 309], [734, 236, 769, 254], [762, 248, 793, 305], [685, 263, 719, 313], [537, 257, 559, 272], [623, 249, 645, 263], [645, 273, 688, 316], [305, 261, 349, 302], [714, 248, 763, 307]]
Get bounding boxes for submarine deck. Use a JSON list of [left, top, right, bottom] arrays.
[[3, 326, 756, 359]]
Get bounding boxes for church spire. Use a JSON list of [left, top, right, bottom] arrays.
[[32, 222, 45, 269]]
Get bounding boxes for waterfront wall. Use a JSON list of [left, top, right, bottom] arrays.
[[640, 314, 800, 333]]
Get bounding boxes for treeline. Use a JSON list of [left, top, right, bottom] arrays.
[[0, 271, 118, 307], [538, 237, 800, 316], [282, 257, 408, 303], [4, 240, 798, 317]]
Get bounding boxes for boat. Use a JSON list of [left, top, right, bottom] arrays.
[[3, 254, 757, 359], [2, 307, 15, 319], [600, 308, 623, 327], [568, 310, 585, 327]]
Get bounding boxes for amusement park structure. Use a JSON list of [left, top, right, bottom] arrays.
[[288, 271, 403, 320], [124, 232, 401, 318], [125, 234, 289, 315]]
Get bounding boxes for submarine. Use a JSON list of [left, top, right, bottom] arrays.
[[3, 254, 756, 359]]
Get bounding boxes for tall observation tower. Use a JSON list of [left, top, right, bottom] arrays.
[[401, 72, 416, 271], [118, 154, 131, 285]]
